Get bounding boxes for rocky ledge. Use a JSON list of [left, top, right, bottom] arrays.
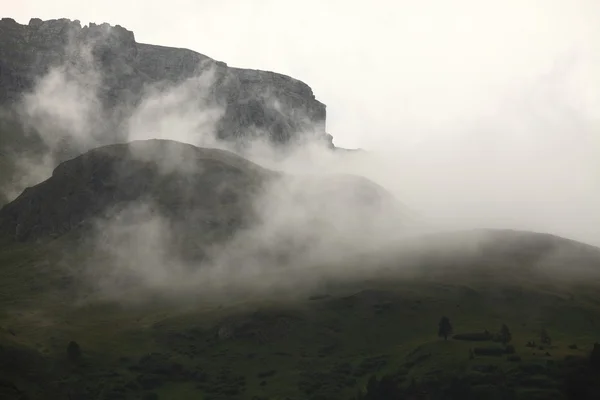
[[0, 17, 332, 147]]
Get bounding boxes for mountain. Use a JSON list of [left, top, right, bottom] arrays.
[[0, 17, 339, 205], [1, 223, 600, 399], [0, 139, 400, 265], [0, 17, 331, 147], [0, 140, 599, 398], [2, 16, 600, 400]]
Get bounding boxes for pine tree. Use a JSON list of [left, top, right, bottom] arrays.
[[67, 340, 81, 363], [591, 343, 600, 369], [438, 316, 453, 340], [540, 328, 552, 346], [499, 324, 512, 344]]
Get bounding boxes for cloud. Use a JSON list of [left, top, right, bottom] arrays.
[[126, 62, 224, 147], [18, 22, 108, 151], [3, 26, 229, 200], [19, 60, 102, 150], [78, 170, 408, 304], [2, 24, 105, 201], [3, 4, 600, 304]]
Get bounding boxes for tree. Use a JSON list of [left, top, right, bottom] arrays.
[[358, 375, 402, 400], [591, 342, 600, 370], [498, 324, 512, 344], [540, 328, 552, 346], [438, 316, 453, 340], [67, 340, 81, 363]]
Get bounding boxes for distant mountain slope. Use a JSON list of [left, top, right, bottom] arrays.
[[378, 228, 600, 279], [1, 223, 600, 399]]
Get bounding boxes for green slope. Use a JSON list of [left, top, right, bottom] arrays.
[[1, 229, 600, 399], [0, 139, 598, 400]]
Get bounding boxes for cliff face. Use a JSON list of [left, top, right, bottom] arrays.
[[0, 17, 331, 147]]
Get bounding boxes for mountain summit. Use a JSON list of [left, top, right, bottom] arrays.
[[0, 17, 332, 147]]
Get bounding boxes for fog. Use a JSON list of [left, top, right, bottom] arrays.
[[2, 1, 600, 301]]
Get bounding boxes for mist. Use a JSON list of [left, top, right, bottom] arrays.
[[3, 2, 600, 302]]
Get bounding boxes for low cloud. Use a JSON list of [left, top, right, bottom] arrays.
[[3, 17, 600, 306], [126, 62, 224, 148]]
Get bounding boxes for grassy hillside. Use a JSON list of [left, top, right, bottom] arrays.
[[1, 229, 600, 399], [0, 138, 598, 400]]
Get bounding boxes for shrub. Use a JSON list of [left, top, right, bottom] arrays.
[[67, 341, 81, 363], [498, 324, 512, 344], [473, 347, 506, 356], [136, 374, 163, 390], [540, 329, 552, 346], [257, 370, 277, 379], [438, 316, 453, 340], [591, 343, 600, 369]]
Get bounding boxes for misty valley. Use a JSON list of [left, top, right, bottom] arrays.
[[1, 16, 600, 400]]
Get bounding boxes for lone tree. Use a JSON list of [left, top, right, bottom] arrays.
[[498, 324, 512, 344], [358, 375, 402, 400], [591, 343, 600, 370], [67, 340, 81, 363], [540, 328, 552, 346], [438, 316, 453, 340]]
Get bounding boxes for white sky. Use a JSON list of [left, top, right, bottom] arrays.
[[5, 1, 600, 244]]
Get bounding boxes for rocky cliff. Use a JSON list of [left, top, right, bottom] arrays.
[[0, 17, 332, 147]]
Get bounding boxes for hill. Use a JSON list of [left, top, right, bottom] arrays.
[[0, 145, 599, 400], [0, 140, 270, 244], [1, 222, 600, 399], [0, 139, 397, 261]]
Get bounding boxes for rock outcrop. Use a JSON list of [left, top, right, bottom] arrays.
[[0, 140, 273, 249], [0, 17, 332, 147], [0, 140, 399, 260]]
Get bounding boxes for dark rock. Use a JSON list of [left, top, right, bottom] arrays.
[[0, 17, 330, 148]]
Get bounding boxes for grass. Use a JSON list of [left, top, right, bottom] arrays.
[[1, 210, 600, 399], [1, 237, 600, 400]]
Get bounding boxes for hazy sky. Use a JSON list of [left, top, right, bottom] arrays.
[[5, 1, 600, 245], [6, 1, 600, 149]]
